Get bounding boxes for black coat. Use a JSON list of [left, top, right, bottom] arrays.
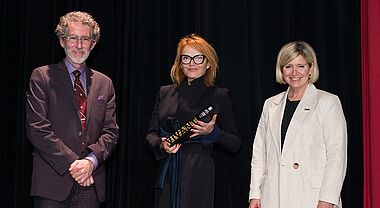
[[146, 78, 241, 208]]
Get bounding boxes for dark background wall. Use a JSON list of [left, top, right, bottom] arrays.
[[0, 0, 362, 207]]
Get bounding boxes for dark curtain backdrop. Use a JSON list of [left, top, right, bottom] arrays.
[[0, 0, 362, 207]]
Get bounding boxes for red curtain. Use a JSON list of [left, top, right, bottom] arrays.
[[362, 0, 380, 207]]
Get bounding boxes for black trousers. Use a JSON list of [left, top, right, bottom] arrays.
[[34, 185, 99, 208]]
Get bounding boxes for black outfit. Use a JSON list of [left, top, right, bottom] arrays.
[[146, 77, 241, 208], [280, 98, 300, 150]]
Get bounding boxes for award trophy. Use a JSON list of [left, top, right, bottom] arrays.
[[166, 105, 215, 146]]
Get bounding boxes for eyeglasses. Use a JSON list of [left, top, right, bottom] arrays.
[[64, 35, 93, 45], [180, 54, 206, 65], [282, 63, 310, 72]]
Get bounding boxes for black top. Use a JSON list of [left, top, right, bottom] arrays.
[[281, 98, 300, 150], [177, 77, 207, 123]]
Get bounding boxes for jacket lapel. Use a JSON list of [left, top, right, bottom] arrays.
[[268, 92, 286, 157], [84, 69, 95, 127], [159, 86, 179, 119], [281, 84, 318, 160], [56, 61, 80, 117]]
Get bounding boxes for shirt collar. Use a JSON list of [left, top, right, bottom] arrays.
[[64, 58, 87, 75]]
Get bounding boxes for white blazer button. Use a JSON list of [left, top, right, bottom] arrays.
[[293, 163, 300, 169]]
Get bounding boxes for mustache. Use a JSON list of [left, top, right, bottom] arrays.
[[72, 48, 86, 53]]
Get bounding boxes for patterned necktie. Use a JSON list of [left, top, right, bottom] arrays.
[[73, 70, 87, 149]]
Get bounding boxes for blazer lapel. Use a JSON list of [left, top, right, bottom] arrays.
[[281, 84, 318, 160], [56, 61, 80, 117], [159, 86, 179, 119], [85, 69, 95, 127], [268, 93, 286, 157]]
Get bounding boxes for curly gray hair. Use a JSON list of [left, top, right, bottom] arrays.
[[55, 11, 100, 42]]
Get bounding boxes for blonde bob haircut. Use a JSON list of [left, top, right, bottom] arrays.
[[275, 41, 319, 84], [55, 11, 100, 42], [170, 34, 219, 87]]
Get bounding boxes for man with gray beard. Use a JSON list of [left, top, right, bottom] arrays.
[[26, 11, 119, 208]]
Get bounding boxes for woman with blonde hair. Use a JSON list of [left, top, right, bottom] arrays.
[[249, 41, 347, 208]]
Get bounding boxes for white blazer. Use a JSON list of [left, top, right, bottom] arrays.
[[249, 84, 347, 208]]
